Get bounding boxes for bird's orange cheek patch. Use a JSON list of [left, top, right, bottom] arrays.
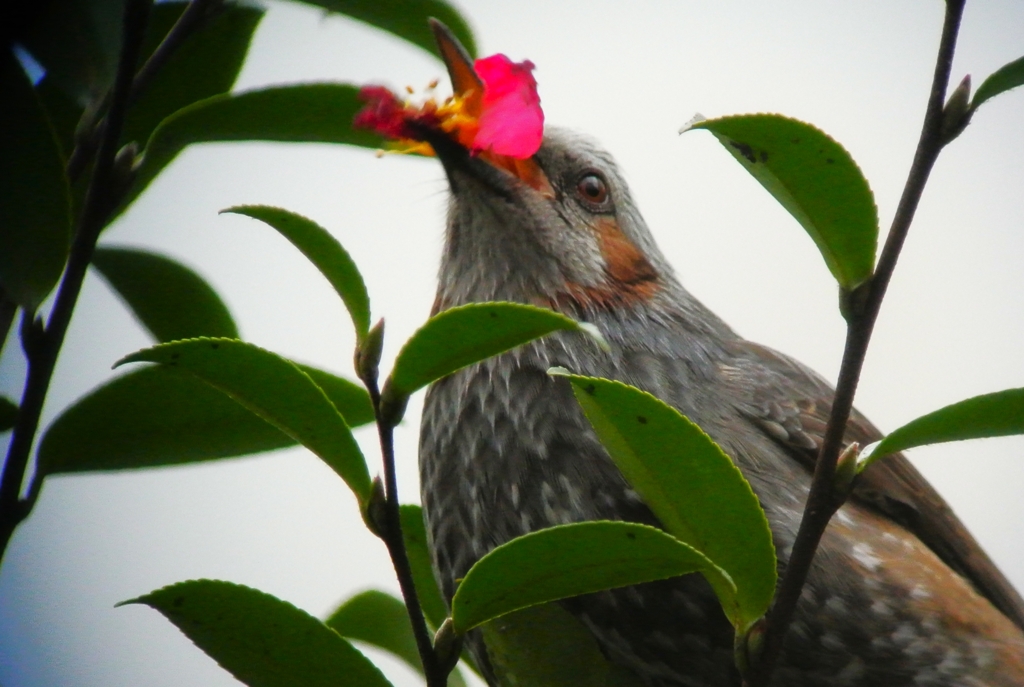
[[556, 218, 661, 311], [592, 217, 660, 296]]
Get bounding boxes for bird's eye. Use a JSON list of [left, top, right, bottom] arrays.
[[576, 172, 609, 206]]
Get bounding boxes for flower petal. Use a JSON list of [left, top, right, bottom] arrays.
[[473, 55, 543, 158], [354, 86, 415, 139]]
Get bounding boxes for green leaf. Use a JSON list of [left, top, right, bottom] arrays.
[[122, 84, 385, 216], [38, 362, 372, 475], [121, 3, 263, 150], [398, 505, 482, 678], [116, 339, 371, 502], [684, 114, 877, 290], [326, 590, 421, 673], [861, 388, 1024, 470], [480, 604, 644, 687], [292, 0, 477, 59], [451, 521, 730, 634], [0, 50, 71, 312], [224, 206, 370, 341], [92, 246, 238, 342], [399, 505, 449, 630], [972, 56, 1024, 110], [326, 589, 470, 687], [0, 396, 18, 432], [554, 372, 775, 630], [122, 579, 392, 687], [389, 303, 592, 398], [300, 364, 375, 427]]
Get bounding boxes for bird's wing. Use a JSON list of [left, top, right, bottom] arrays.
[[721, 339, 1024, 630]]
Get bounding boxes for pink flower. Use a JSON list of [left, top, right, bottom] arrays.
[[354, 53, 544, 160], [472, 54, 543, 158]]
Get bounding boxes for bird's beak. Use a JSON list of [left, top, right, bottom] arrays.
[[428, 19, 554, 199], [430, 19, 484, 111]]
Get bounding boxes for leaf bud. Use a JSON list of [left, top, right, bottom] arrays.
[[355, 317, 385, 386], [362, 476, 389, 539], [378, 378, 409, 427], [433, 617, 463, 677], [832, 441, 861, 501], [734, 616, 766, 678], [940, 74, 972, 144], [109, 142, 141, 209]]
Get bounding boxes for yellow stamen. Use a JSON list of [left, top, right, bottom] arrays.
[[377, 140, 436, 158]]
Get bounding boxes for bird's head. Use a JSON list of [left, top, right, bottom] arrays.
[[431, 123, 679, 317], [357, 22, 680, 318]]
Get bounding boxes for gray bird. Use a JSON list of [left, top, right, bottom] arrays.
[[416, 26, 1024, 687]]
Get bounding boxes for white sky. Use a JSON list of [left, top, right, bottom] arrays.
[[1, 1, 1023, 685]]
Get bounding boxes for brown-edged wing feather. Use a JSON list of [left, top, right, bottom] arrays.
[[722, 339, 1024, 630]]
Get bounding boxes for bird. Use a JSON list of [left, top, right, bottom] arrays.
[[415, 25, 1024, 687]]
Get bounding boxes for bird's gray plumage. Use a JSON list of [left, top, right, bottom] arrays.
[[419, 128, 1024, 686]]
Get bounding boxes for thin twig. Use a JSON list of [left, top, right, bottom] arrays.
[[746, 1, 967, 684], [66, 0, 223, 182], [129, 0, 224, 109], [365, 378, 446, 687], [0, 0, 153, 565]]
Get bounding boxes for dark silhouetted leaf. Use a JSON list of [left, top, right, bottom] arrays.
[[294, 0, 477, 59], [15, 0, 124, 102], [0, 51, 71, 311], [33, 76, 88, 221], [861, 388, 1024, 470], [224, 206, 370, 341], [38, 362, 372, 475], [389, 303, 596, 398], [35, 75, 83, 160], [122, 579, 392, 687], [554, 372, 775, 630], [683, 114, 877, 290], [92, 246, 238, 342], [973, 56, 1024, 110], [451, 521, 729, 633], [116, 339, 371, 502], [0, 396, 18, 432], [121, 2, 264, 150]]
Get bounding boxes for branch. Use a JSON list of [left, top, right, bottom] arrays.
[[746, 1, 967, 684], [129, 0, 224, 109], [65, 0, 224, 182], [363, 374, 448, 687], [0, 0, 153, 564]]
